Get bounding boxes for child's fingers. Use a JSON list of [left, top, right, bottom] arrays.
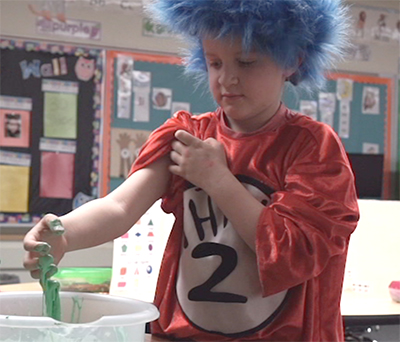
[[170, 150, 183, 166], [174, 130, 201, 147], [29, 269, 41, 280], [23, 254, 40, 271], [44, 215, 65, 235], [23, 214, 64, 252]]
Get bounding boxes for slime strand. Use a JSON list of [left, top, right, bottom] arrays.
[[37, 218, 65, 321], [38, 254, 61, 320]]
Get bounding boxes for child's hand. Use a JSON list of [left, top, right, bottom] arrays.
[[23, 214, 68, 280], [169, 130, 229, 191]]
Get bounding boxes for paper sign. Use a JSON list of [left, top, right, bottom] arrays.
[[42, 79, 79, 94], [36, 17, 101, 41], [362, 142, 380, 154], [0, 95, 32, 111], [0, 151, 31, 167], [44, 92, 78, 139], [0, 109, 31, 148], [39, 138, 77, 153], [339, 101, 351, 139], [39, 151, 74, 199], [318, 93, 336, 128], [0, 165, 30, 212]]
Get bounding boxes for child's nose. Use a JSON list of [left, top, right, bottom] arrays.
[[218, 67, 239, 86]]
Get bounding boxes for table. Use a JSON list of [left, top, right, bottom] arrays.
[[341, 289, 400, 325]]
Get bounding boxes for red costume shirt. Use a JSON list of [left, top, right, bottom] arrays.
[[129, 104, 359, 341]]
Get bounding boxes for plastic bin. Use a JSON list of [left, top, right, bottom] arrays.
[[0, 291, 159, 342], [52, 267, 112, 293]]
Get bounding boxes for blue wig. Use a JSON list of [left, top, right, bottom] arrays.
[[146, 0, 350, 91]]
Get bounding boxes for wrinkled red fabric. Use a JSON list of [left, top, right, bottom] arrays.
[[129, 104, 359, 341]]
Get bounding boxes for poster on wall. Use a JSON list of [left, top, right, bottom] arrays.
[[0, 39, 103, 224], [109, 128, 151, 179], [110, 200, 174, 302]]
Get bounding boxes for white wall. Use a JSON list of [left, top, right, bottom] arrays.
[[0, 0, 182, 55], [0, 240, 113, 284]]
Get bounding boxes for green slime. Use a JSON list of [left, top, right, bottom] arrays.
[[38, 254, 61, 321]]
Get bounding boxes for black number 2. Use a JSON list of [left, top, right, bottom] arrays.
[[188, 242, 248, 303]]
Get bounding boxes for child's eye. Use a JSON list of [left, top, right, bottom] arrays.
[[238, 60, 256, 67], [207, 60, 222, 69]]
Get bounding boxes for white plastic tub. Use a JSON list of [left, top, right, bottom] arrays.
[[0, 291, 159, 342]]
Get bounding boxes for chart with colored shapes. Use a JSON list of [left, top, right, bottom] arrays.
[[109, 200, 174, 302]]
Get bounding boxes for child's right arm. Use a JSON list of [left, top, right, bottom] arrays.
[[23, 156, 171, 279]]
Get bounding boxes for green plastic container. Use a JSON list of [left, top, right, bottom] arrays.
[[53, 268, 112, 293]]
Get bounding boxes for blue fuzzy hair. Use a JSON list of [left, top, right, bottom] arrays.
[[146, 0, 350, 91]]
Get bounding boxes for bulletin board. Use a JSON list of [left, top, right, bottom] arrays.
[[0, 39, 103, 224], [101, 50, 393, 199], [283, 73, 393, 199]]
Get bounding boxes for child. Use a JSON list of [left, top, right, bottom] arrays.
[[24, 0, 359, 341]]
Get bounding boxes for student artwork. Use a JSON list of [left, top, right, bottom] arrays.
[[372, 13, 392, 42], [116, 56, 134, 119], [350, 5, 399, 44], [362, 86, 380, 115], [336, 78, 354, 102], [74, 56, 95, 82], [354, 10, 367, 39], [133, 71, 151, 122], [152, 88, 172, 110], [0, 109, 31, 148], [28, 0, 66, 22], [110, 128, 151, 178]]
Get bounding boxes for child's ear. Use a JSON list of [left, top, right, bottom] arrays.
[[284, 57, 303, 84], [283, 68, 297, 78]]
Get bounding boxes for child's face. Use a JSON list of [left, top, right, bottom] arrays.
[[203, 37, 287, 133]]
